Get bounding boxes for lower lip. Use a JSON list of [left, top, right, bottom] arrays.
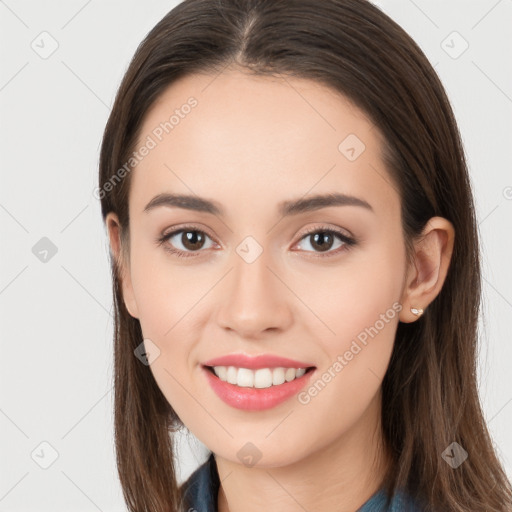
[[202, 366, 316, 411]]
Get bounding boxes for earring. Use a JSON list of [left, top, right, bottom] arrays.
[[410, 307, 424, 316]]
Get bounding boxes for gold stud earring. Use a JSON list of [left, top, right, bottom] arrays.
[[410, 307, 424, 316]]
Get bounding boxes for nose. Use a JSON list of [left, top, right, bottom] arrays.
[[215, 248, 293, 338]]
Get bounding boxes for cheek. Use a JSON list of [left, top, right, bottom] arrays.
[[301, 240, 405, 392], [128, 245, 200, 411], [304, 242, 405, 341], [129, 240, 196, 338], [294, 262, 403, 443], [128, 243, 208, 391]]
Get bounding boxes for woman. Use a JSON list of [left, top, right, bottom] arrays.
[[97, 0, 512, 510]]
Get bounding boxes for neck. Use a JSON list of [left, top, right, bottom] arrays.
[[215, 390, 392, 512]]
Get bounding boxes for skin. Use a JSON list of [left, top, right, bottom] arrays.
[[106, 68, 454, 512]]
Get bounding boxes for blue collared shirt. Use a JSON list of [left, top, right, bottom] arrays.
[[180, 453, 424, 511]]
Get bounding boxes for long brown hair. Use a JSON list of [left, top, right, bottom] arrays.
[[98, 0, 512, 510]]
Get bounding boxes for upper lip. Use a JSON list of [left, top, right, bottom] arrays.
[[202, 353, 316, 370]]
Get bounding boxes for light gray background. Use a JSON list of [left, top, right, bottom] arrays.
[[1, 0, 511, 510]]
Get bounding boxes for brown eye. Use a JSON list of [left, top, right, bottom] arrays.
[[295, 226, 356, 257], [157, 225, 356, 259], [306, 231, 336, 252], [158, 227, 216, 258], [177, 230, 207, 251]]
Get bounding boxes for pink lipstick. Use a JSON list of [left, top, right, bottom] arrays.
[[201, 353, 316, 411]]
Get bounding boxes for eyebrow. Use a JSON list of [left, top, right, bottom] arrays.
[[143, 192, 374, 216]]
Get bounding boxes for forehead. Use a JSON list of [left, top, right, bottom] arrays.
[[128, 69, 399, 221]]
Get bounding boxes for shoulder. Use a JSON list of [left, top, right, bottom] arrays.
[[179, 452, 220, 512]]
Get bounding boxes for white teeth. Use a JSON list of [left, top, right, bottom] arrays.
[[272, 368, 286, 386], [254, 368, 273, 388], [212, 366, 309, 388], [237, 368, 254, 387], [215, 366, 228, 381], [226, 366, 238, 385], [285, 368, 296, 382]]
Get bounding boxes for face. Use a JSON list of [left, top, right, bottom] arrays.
[[108, 69, 410, 467]]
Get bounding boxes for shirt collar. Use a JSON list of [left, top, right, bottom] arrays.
[[180, 452, 220, 512]]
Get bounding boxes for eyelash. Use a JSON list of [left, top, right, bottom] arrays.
[[156, 224, 357, 259]]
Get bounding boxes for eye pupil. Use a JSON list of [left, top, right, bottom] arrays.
[[311, 232, 334, 252], [183, 231, 205, 250]]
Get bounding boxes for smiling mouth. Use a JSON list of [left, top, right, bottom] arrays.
[[204, 365, 316, 388]]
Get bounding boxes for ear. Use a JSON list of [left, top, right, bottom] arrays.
[[105, 213, 140, 319], [399, 216, 455, 323]]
